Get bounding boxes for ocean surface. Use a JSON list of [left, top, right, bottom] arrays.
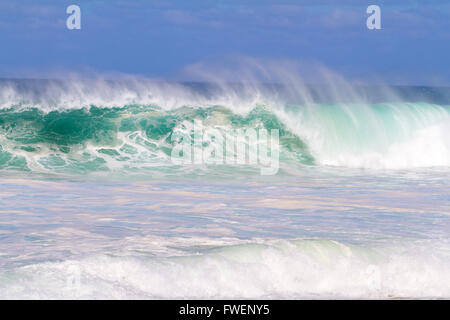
[[0, 78, 449, 299]]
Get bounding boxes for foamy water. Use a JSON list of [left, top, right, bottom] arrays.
[[0, 170, 449, 299], [0, 74, 449, 299]]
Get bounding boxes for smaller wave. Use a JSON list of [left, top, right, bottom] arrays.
[[1, 239, 449, 299]]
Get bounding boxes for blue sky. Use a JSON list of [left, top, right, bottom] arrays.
[[0, 0, 449, 85]]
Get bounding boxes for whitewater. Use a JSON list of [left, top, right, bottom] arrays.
[[0, 73, 449, 299]]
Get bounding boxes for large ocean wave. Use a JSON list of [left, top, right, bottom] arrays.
[[0, 78, 449, 176]]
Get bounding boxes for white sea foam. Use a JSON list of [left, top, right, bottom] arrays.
[[1, 239, 449, 299], [278, 102, 450, 169]]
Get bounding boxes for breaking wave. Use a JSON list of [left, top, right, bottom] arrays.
[[1, 239, 449, 299], [0, 77, 449, 177]]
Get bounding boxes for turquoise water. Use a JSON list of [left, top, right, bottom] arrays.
[[0, 79, 449, 298]]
